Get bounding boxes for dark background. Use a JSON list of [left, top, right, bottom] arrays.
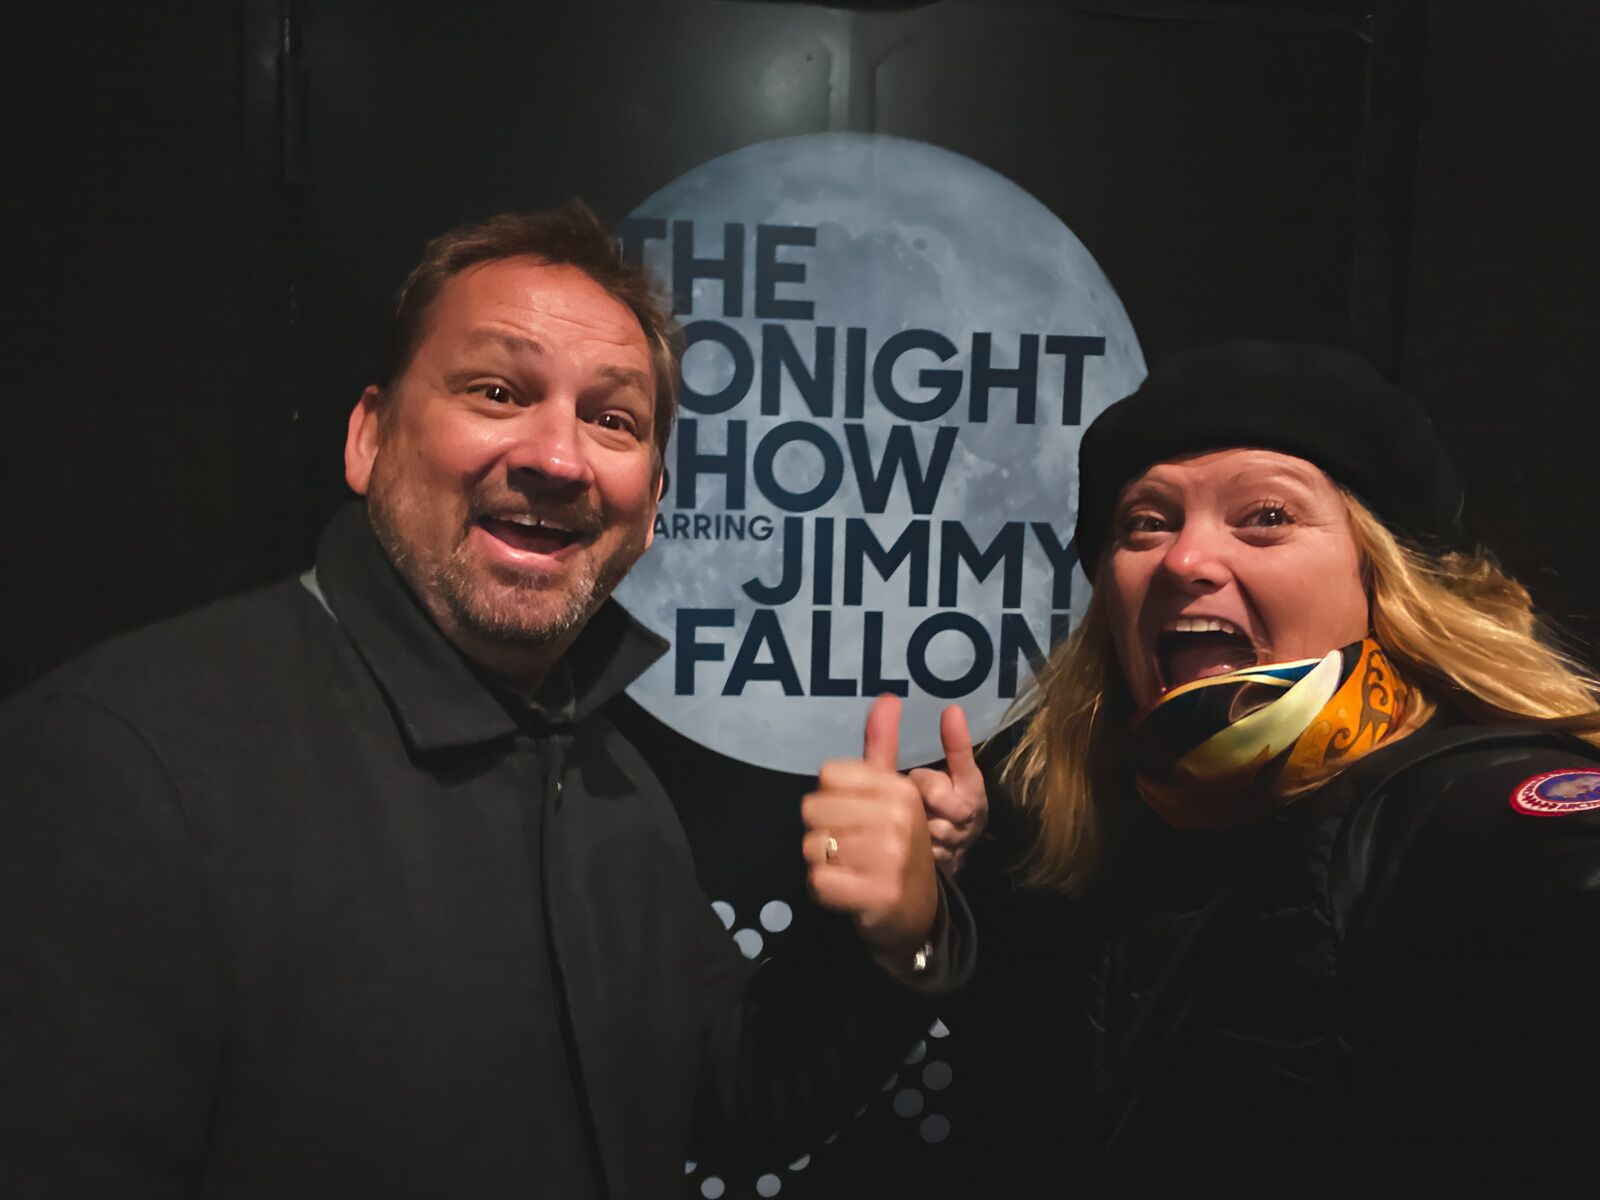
[[8, 1, 1599, 1196], [10, 0, 1597, 694]]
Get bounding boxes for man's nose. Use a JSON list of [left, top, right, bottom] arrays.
[[504, 400, 592, 487], [1159, 519, 1232, 592]]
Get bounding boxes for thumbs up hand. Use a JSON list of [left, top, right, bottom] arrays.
[[908, 705, 989, 874], [802, 694, 939, 964]]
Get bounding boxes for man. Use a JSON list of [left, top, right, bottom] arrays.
[[0, 202, 971, 1197]]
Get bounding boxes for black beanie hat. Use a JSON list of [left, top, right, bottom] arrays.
[[1074, 340, 1465, 579]]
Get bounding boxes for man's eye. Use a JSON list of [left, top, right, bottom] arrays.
[[595, 412, 639, 435], [465, 382, 515, 404]]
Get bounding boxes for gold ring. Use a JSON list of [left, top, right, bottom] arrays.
[[824, 834, 839, 866]]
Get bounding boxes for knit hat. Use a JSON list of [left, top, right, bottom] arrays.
[[1074, 340, 1464, 578]]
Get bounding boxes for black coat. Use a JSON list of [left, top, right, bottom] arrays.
[[957, 719, 1600, 1198], [0, 505, 971, 1198]]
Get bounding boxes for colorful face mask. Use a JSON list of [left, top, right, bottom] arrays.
[[1132, 637, 1412, 830]]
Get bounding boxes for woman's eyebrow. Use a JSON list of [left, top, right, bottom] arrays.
[[1223, 467, 1323, 496], [1116, 478, 1181, 506]]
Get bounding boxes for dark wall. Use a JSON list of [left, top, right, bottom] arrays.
[[8, 0, 302, 686], [1398, 1, 1600, 650], [8, 0, 1594, 695]]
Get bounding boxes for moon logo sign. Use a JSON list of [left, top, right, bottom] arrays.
[[613, 133, 1145, 772]]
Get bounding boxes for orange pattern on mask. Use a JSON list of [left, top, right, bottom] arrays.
[[1283, 641, 1410, 784]]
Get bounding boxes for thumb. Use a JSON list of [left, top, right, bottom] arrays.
[[863, 693, 902, 771], [940, 704, 982, 793]]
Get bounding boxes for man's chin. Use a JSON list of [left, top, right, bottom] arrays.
[[445, 584, 596, 649]]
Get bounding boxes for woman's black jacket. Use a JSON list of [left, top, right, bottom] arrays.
[[958, 719, 1600, 1198]]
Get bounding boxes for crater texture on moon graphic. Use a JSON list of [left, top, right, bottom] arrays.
[[614, 133, 1145, 771]]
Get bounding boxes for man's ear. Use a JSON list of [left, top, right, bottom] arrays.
[[643, 463, 666, 550], [344, 385, 386, 495]]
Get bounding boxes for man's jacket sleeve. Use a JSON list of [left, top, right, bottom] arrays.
[[0, 691, 222, 1194]]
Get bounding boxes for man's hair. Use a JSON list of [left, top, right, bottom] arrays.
[[1002, 490, 1600, 895], [378, 199, 680, 457]]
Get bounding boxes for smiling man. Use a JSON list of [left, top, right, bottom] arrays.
[[349, 253, 666, 688], [0, 202, 969, 1198]]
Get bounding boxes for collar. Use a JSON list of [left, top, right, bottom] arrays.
[[313, 503, 668, 755]]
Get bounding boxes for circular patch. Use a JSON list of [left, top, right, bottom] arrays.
[[1509, 769, 1600, 817]]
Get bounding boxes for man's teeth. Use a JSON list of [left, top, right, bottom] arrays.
[[499, 514, 570, 533], [1162, 616, 1244, 636]]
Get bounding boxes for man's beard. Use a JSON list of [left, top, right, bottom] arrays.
[[368, 481, 641, 650], [430, 539, 610, 648]]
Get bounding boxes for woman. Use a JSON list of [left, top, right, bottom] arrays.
[[928, 342, 1599, 1196]]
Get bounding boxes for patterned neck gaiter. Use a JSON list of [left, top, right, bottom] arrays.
[[1132, 637, 1413, 831]]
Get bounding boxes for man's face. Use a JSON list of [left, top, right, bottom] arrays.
[[344, 258, 660, 675], [1101, 448, 1370, 713]]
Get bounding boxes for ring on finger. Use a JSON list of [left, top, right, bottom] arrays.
[[824, 833, 839, 866]]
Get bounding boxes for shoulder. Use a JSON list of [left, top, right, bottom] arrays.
[[8, 576, 339, 721], [1340, 723, 1600, 959], [1361, 725, 1600, 888], [1336, 725, 1600, 1162], [2, 576, 348, 777]]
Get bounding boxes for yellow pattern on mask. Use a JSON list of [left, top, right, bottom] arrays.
[[1134, 638, 1411, 830]]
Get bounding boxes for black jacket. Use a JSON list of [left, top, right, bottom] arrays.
[[0, 505, 972, 1199], [960, 719, 1600, 1198]]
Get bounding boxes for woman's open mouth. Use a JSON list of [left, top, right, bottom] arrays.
[[1156, 617, 1259, 690]]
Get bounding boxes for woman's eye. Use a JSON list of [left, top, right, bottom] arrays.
[[1121, 512, 1169, 535], [1242, 503, 1292, 528]]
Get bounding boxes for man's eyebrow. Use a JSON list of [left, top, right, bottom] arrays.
[[454, 333, 648, 392], [593, 364, 653, 393], [458, 329, 549, 358]]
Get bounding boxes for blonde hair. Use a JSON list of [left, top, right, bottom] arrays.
[[1346, 500, 1600, 740], [1005, 492, 1600, 894], [1002, 593, 1128, 894]]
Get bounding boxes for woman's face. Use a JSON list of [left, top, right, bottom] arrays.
[[1102, 448, 1370, 713]]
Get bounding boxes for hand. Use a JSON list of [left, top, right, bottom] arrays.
[[908, 705, 989, 874], [801, 695, 939, 965]]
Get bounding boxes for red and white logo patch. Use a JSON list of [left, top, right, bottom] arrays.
[[1510, 769, 1600, 817]]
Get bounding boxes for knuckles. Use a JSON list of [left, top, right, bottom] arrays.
[[886, 799, 918, 841], [815, 759, 860, 790], [817, 759, 918, 797], [811, 763, 921, 811], [800, 794, 823, 829]]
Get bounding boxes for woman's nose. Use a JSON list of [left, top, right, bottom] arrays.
[[1159, 519, 1232, 592]]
